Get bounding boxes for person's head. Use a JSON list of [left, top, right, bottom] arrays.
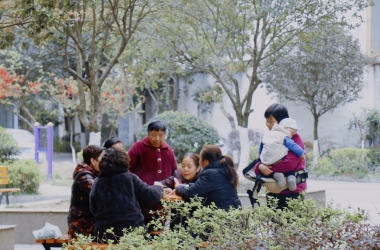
[[264, 104, 289, 130], [147, 120, 166, 148], [180, 153, 201, 181], [99, 148, 130, 171], [103, 137, 124, 151], [279, 118, 298, 137], [199, 145, 239, 189], [82, 145, 105, 172]]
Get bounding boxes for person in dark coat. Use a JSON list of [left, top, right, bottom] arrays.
[[103, 137, 124, 151], [176, 145, 241, 211], [128, 120, 177, 227], [90, 148, 163, 243], [67, 145, 105, 238]]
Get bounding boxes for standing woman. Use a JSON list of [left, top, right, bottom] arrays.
[[128, 120, 177, 227], [67, 145, 105, 238], [176, 145, 241, 210], [253, 103, 307, 209]]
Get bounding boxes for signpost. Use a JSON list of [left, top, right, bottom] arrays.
[[34, 122, 54, 180]]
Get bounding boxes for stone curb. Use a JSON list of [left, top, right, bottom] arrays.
[[308, 174, 380, 183]]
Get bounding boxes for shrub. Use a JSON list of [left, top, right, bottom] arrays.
[[54, 137, 81, 153], [65, 197, 380, 249], [249, 145, 259, 162], [136, 111, 219, 161], [7, 159, 41, 194], [0, 126, 20, 163], [328, 148, 370, 176], [310, 148, 371, 177]]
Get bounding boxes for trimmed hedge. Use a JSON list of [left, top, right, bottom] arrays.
[[137, 111, 219, 161]]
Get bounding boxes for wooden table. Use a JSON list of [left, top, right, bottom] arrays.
[[162, 194, 183, 201]]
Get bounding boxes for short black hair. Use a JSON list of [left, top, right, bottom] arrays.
[[147, 120, 166, 133], [103, 137, 122, 149], [264, 104, 289, 123]]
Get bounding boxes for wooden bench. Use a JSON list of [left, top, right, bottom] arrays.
[[36, 234, 71, 250], [0, 166, 20, 205]]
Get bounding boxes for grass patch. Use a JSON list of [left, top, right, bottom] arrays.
[[53, 178, 73, 186]]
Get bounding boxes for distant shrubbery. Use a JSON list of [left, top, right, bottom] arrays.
[[7, 159, 41, 194], [0, 126, 20, 163], [137, 111, 219, 161]]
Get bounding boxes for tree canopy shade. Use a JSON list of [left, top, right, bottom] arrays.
[[2, 0, 165, 145], [151, 0, 371, 176], [265, 25, 368, 142]]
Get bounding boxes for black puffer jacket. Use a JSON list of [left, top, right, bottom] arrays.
[[176, 161, 241, 210], [90, 163, 163, 242]]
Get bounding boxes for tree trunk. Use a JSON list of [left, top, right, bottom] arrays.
[[313, 115, 320, 168], [237, 126, 249, 182], [219, 98, 236, 132], [88, 131, 101, 146], [69, 117, 77, 166], [361, 139, 365, 149]]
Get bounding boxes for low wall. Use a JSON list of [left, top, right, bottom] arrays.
[[0, 225, 16, 250], [2, 190, 326, 244], [0, 208, 68, 244], [238, 189, 326, 208]]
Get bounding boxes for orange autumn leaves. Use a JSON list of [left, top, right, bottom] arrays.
[[0, 67, 42, 100]]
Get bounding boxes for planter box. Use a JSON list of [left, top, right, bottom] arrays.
[[0, 225, 16, 250]]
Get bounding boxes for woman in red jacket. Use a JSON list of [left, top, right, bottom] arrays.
[[128, 120, 177, 228], [253, 103, 307, 210]]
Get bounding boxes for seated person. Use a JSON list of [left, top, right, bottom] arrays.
[[259, 118, 305, 191], [155, 153, 202, 229], [90, 148, 163, 242], [102, 137, 124, 151], [67, 145, 105, 238], [155, 153, 202, 193], [176, 145, 241, 211]]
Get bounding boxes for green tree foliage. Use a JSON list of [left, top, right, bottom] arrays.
[[265, 25, 368, 142], [0, 126, 20, 163], [150, 0, 371, 174], [136, 111, 219, 161], [7, 159, 41, 194]]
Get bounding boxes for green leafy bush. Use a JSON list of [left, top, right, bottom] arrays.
[[7, 160, 41, 194], [65, 196, 380, 249], [249, 145, 259, 162], [0, 126, 21, 163], [136, 111, 219, 161], [54, 137, 81, 153], [328, 148, 370, 176], [310, 148, 371, 177]]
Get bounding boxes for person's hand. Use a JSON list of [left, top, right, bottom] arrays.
[[301, 154, 306, 161], [258, 164, 273, 175], [163, 188, 174, 194], [153, 181, 164, 188]]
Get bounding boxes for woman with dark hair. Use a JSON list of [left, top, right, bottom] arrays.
[[156, 153, 202, 192], [128, 119, 177, 227], [253, 103, 307, 209], [176, 145, 241, 210], [103, 137, 124, 151], [67, 145, 105, 238], [90, 148, 163, 242]]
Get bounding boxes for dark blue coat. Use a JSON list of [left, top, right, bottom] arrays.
[[90, 164, 163, 242], [176, 161, 241, 210]]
